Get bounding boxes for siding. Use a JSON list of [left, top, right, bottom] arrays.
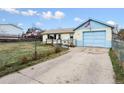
[[43, 35, 47, 42], [74, 20, 112, 48], [0, 25, 23, 36], [61, 34, 70, 40]]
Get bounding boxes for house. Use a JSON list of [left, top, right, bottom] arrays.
[[24, 27, 43, 38], [73, 19, 115, 48], [22, 27, 44, 41], [0, 24, 23, 40], [42, 28, 74, 45]]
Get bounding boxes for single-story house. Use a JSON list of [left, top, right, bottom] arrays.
[[73, 19, 115, 48], [23, 27, 44, 38], [0, 24, 23, 40], [42, 28, 74, 45]]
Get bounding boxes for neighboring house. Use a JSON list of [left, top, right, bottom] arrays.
[[23, 27, 43, 38], [0, 24, 23, 40], [22, 27, 44, 41], [73, 19, 115, 48], [42, 28, 74, 45]]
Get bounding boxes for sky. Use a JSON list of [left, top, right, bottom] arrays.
[[0, 8, 124, 32]]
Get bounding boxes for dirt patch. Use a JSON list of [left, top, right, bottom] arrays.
[[83, 48, 108, 54]]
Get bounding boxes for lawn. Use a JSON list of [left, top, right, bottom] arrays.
[[0, 41, 68, 77]]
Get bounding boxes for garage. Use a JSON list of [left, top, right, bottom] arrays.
[[73, 19, 114, 48], [83, 31, 106, 47]]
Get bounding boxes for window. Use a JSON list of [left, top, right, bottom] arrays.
[[54, 34, 56, 39], [70, 34, 73, 39], [48, 34, 50, 39], [48, 34, 56, 39]]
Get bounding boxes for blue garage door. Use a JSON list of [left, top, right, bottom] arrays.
[[83, 31, 106, 47]]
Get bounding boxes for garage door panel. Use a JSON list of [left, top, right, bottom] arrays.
[[92, 39, 105, 43], [93, 32, 105, 36], [94, 36, 105, 39], [84, 31, 105, 35], [94, 41, 105, 44], [83, 31, 106, 47], [83, 37, 105, 40], [84, 43, 93, 46], [83, 37, 94, 39], [84, 40, 93, 44], [84, 33, 93, 36]]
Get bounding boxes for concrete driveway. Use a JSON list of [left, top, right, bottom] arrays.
[[0, 47, 115, 84]]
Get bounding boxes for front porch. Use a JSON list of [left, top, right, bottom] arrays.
[[45, 39, 73, 46]]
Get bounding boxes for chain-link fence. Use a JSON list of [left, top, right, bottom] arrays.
[[112, 38, 124, 62]]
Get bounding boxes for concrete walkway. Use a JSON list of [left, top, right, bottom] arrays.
[[0, 47, 115, 84]]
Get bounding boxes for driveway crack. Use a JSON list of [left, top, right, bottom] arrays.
[[17, 71, 44, 84]]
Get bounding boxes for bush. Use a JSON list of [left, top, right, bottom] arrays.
[[70, 44, 75, 47], [55, 46, 62, 53], [20, 56, 29, 64], [32, 52, 38, 60]]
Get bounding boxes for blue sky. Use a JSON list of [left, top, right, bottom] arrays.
[[0, 8, 124, 32]]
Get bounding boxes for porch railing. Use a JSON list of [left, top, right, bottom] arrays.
[[45, 39, 74, 46]]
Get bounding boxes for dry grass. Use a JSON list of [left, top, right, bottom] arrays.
[[0, 41, 68, 77], [109, 48, 124, 83], [0, 42, 55, 67]]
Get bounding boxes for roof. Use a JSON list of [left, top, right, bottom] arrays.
[[0, 24, 23, 37], [42, 28, 74, 34], [73, 19, 114, 31], [0, 24, 23, 30]]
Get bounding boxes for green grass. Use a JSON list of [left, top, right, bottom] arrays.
[[0, 42, 68, 77], [0, 42, 55, 66], [109, 48, 124, 83]]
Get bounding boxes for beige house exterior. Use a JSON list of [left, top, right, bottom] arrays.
[[41, 28, 74, 45]]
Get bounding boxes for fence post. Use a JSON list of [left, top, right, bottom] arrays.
[[34, 37, 37, 60], [46, 39, 47, 44], [57, 39, 58, 44]]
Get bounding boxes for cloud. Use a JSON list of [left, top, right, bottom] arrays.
[[0, 8, 65, 20], [21, 10, 38, 16], [119, 25, 124, 29], [0, 8, 19, 14], [17, 23, 23, 26], [106, 20, 116, 26], [0, 8, 38, 16], [42, 11, 53, 19], [74, 17, 82, 22], [42, 11, 65, 19], [35, 22, 43, 27], [2, 18, 6, 22], [54, 11, 65, 19]]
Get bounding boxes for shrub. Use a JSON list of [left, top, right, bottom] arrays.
[[31, 52, 38, 60], [37, 53, 43, 59], [70, 44, 75, 47], [55, 46, 62, 53], [20, 56, 29, 64]]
